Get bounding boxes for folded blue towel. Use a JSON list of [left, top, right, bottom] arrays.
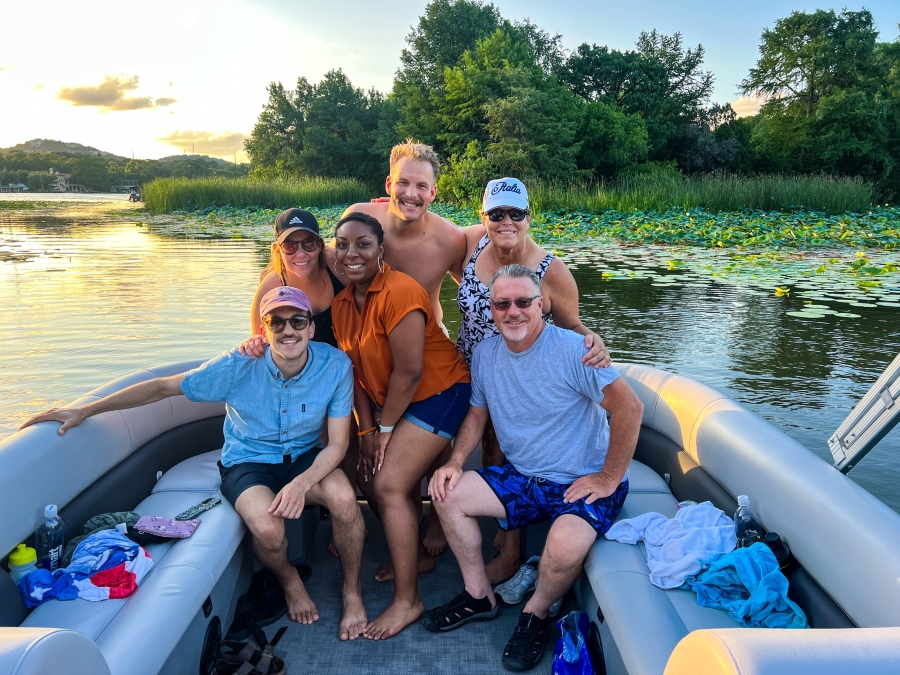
[[690, 542, 808, 628]]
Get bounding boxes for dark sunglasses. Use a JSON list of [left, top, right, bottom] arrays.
[[490, 295, 541, 311], [279, 237, 320, 255], [486, 208, 529, 222], [264, 314, 311, 333]]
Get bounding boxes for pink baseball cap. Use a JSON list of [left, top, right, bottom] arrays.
[[259, 286, 312, 320]]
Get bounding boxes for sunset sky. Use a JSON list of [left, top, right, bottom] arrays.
[[1, 0, 898, 161]]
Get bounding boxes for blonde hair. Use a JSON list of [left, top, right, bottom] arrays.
[[389, 139, 440, 182]]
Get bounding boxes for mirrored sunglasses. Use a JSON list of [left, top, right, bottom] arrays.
[[486, 208, 529, 222]]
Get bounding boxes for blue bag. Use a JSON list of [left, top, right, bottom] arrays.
[[552, 611, 594, 675]]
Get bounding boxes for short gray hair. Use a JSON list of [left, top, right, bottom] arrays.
[[489, 264, 541, 297]]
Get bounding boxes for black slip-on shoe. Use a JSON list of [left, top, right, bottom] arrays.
[[422, 589, 499, 632], [501, 611, 548, 672]]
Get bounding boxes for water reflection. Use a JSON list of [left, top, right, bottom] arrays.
[[3, 210, 900, 513]]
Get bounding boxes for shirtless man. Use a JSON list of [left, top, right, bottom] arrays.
[[340, 140, 469, 326]]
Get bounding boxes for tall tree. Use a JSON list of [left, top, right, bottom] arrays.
[[740, 9, 881, 119], [392, 0, 501, 146], [561, 31, 713, 162], [245, 70, 383, 182]]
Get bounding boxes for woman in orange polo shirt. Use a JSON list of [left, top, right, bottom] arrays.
[[332, 212, 471, 641]]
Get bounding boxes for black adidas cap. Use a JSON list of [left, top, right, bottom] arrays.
[[274, 208, 320, 243]]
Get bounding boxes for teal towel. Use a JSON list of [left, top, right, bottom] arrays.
[[690, 542, 808, 628]]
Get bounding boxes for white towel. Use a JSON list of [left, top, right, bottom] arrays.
[[604, 501, 737, 589]]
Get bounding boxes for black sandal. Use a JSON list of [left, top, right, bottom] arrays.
[[422, 590, 499, 632], [501, 612, 548, 672], [217, 625, 288, 675]]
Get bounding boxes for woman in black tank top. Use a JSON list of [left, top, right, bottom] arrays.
[[247, 208, 346, 348]]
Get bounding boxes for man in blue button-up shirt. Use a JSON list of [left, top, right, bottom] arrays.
[[22, 287, 369, 642]]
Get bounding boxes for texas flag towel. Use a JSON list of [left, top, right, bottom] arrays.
[[72, 547, 153, 601], [19, 530, 153, 607]]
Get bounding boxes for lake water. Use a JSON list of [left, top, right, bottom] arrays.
[[2, 196, 900, 512]]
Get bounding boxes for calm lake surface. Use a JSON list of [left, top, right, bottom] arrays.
[[2, 195, 899, 512]]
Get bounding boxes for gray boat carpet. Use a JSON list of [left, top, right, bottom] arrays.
[[261, 504, 575, 675]]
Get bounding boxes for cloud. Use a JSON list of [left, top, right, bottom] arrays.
[[731, 95, 766, 118], [30, 82, 45, 90], [56, 75, 175, 111], [158, 129, 248, 158]]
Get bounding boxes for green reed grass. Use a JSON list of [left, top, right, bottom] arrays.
[[525, 174, 875, 216], [143, 177, 370, 213]]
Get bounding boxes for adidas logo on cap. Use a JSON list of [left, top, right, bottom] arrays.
[[288, 217, 304, 225]]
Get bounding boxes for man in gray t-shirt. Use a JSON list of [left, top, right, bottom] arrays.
[[424, 264, 643, 672]]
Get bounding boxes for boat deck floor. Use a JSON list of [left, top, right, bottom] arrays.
[[261, 504, 575, 674]]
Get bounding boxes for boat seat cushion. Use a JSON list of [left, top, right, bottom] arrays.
[[151, 449, 222, 493], [22, 455, 246, 675], [580, 460, 741, 675]]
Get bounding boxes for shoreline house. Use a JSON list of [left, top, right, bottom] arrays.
[[49, 169, 87, 193], [0, 183, 28, 193]]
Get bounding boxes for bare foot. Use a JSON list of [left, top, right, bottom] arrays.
[[486, 553, 522, 585], [339, 593, 368, 641], [493, 527, 506, 553], [284, 576, 319, 624], [374, 547, 436, 582], [423, 508, 447, 557], [362, 598, 424, 640], [328, 528, 368, 557]]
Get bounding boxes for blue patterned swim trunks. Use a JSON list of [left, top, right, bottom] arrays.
[[477, 463, 629, 536]]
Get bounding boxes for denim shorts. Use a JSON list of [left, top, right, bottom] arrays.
[[477, 463, 629, 536], [376, 382, 471, 440]]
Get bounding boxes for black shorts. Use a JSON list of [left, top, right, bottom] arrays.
[[218, 447, 324, 506]]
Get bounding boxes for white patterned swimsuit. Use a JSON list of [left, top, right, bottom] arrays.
[[456, 234, 555, 364]]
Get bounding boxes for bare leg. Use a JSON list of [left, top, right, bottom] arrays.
[[423, 445, 452, 556], [375, 444, 452, 574], [329, 423, 362, 557], [363, 420, 452, 641], [306, 469, 367, 641], [432, 471, 507, 603], [482, 418, 522, 583], [373, 542, 436, 582], [235, 486, 319, 625], [522, 515, 597, 618]]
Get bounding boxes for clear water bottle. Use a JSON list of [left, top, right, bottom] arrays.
[[36, 504, 64, 572], [734, 495, 762, 547]]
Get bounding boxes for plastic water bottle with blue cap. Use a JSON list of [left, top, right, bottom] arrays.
[[36, 504, 64, 572]]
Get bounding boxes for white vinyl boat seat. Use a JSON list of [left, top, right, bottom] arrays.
[[578, 460, 741, 675], [19, 447, 320, 675], [21, 450, 246, 675]]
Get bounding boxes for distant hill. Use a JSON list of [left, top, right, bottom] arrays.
[[0, 139, 125, 158], [157, 154, 235, 167], [0, 139, 238, 165]]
